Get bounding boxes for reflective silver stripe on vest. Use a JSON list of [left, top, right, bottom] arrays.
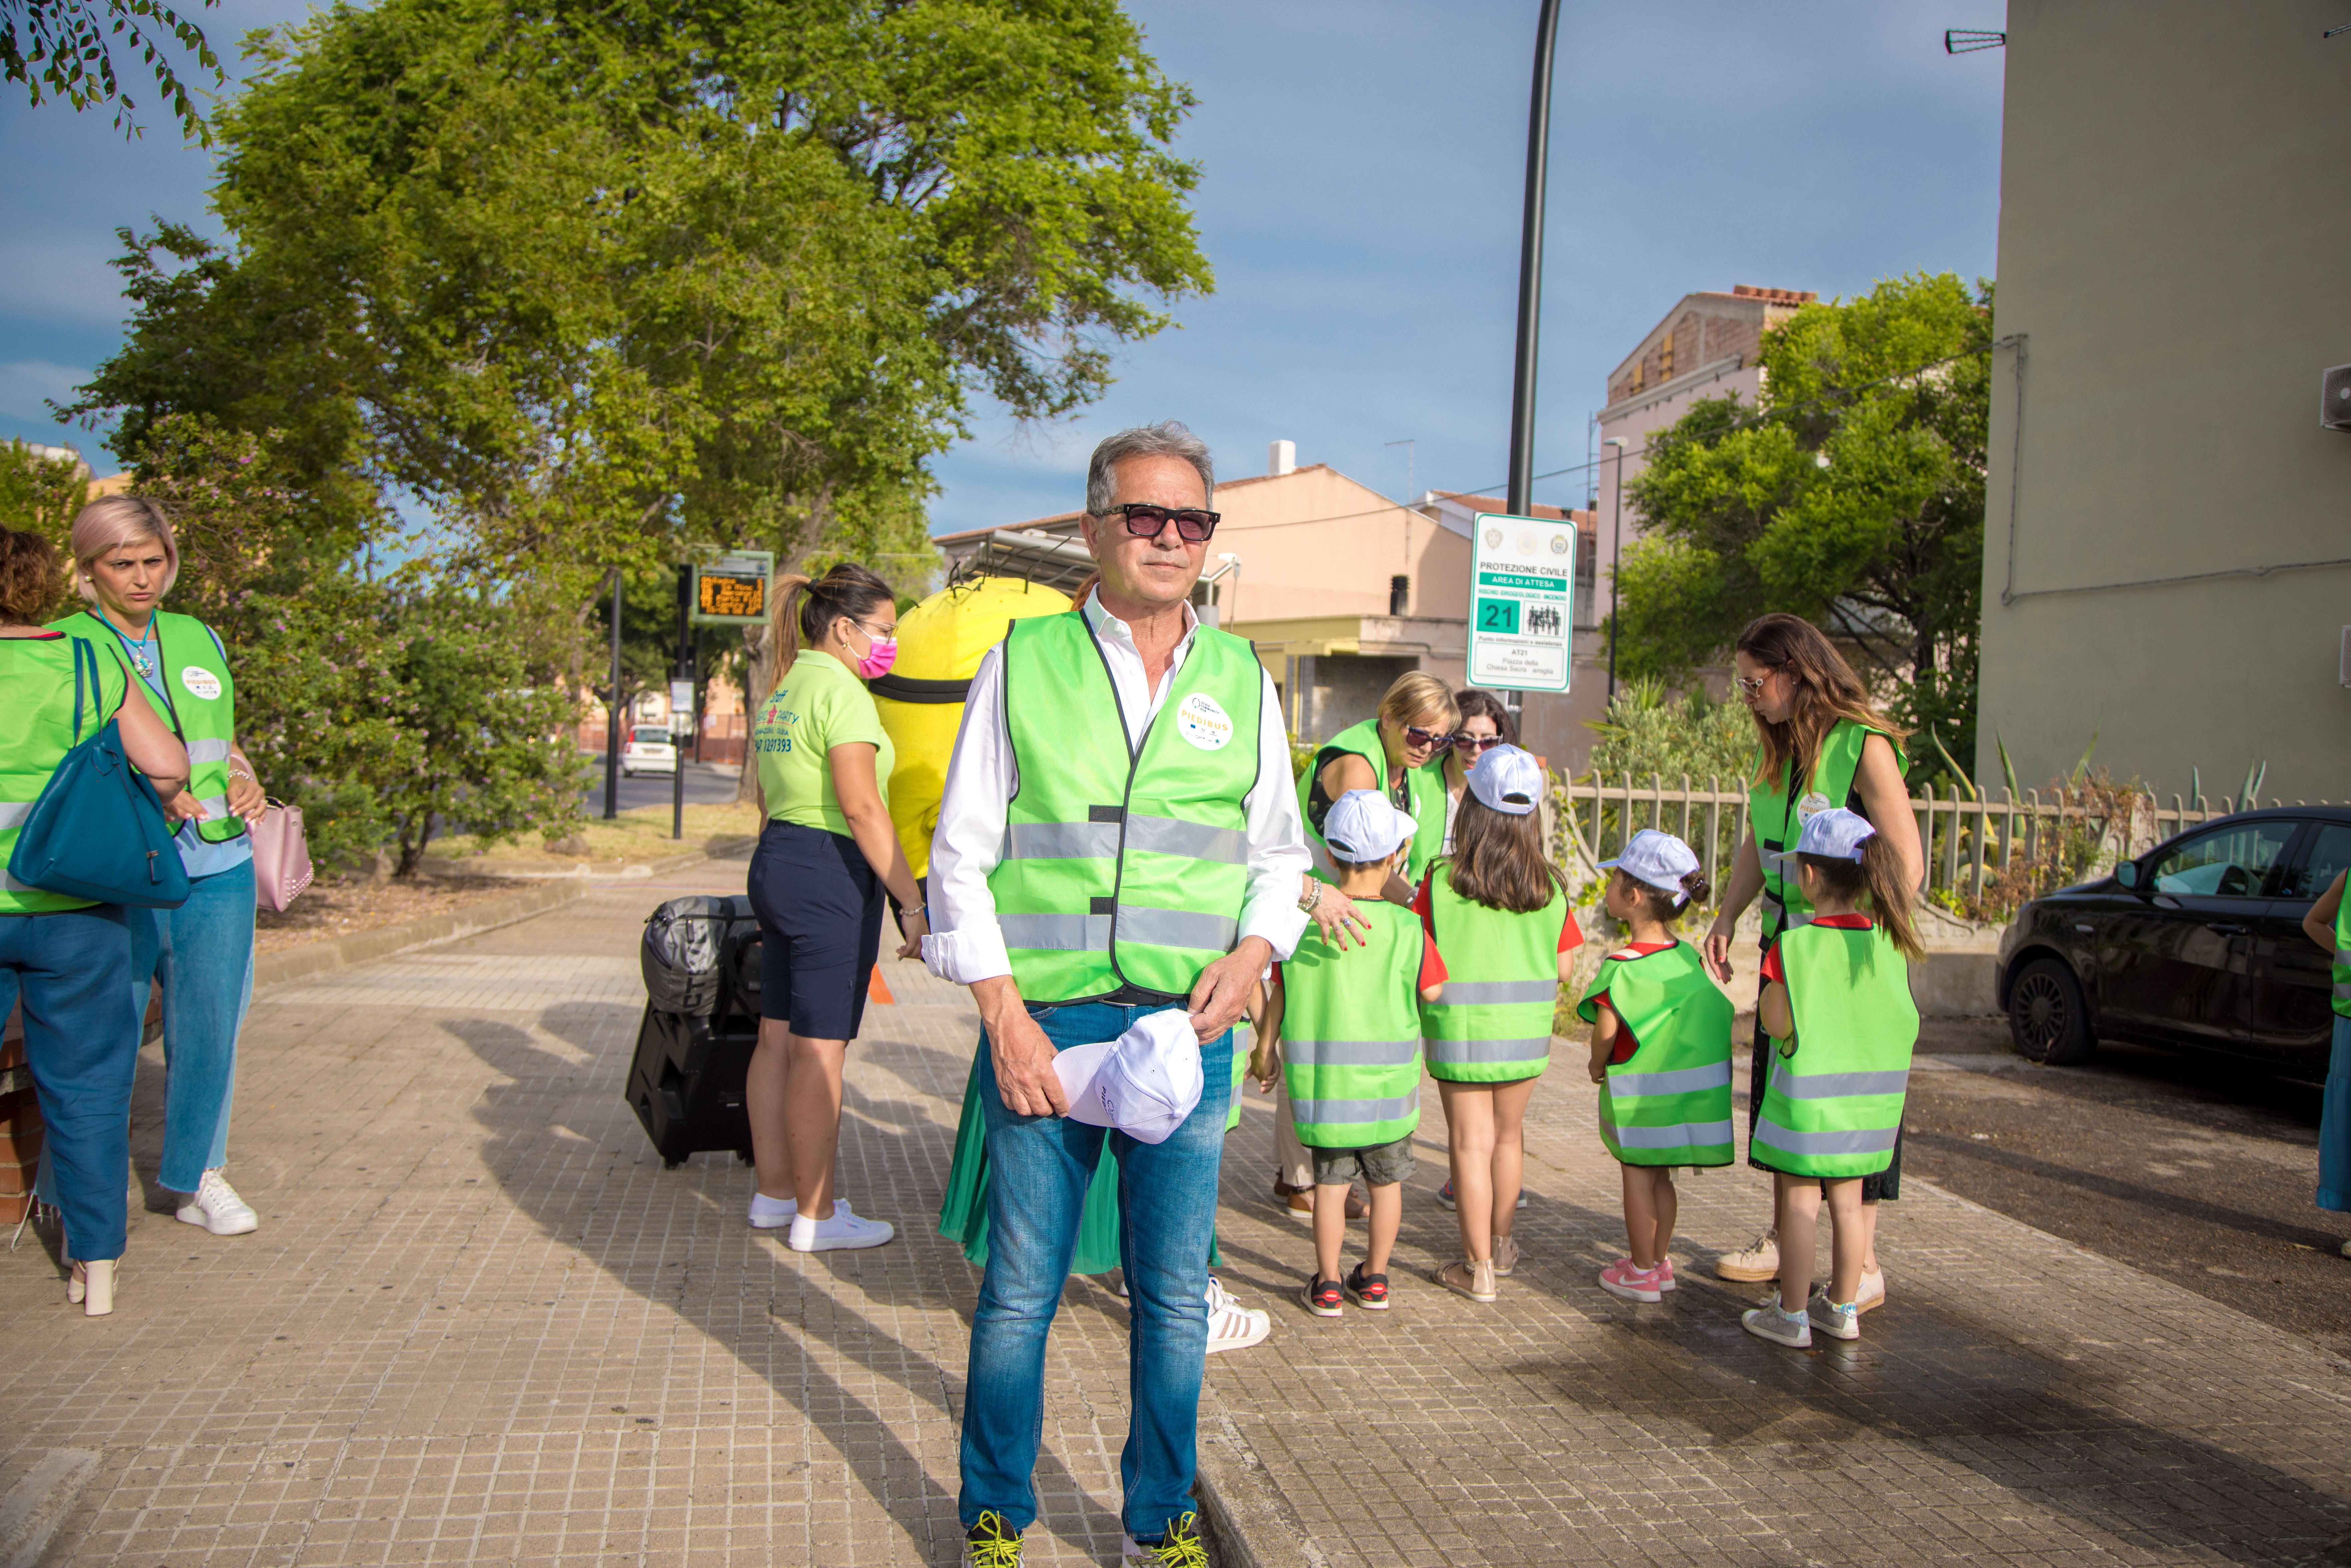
[[1607, 1118, 1736, 1150], [186, 738, 234, 764], [0, 801, 32, 830], [1424, 979, 1557, 1006], [1754, 1119, 1900, 1156], [1125, 814, 1249, 865], [1003, 822, 1119, 860], [1774, 1068, 1910, 1099], [999, 913, 1113, 951], [1284, 1038, 1422, 1066], [1293, 1088, 1418, 1125], [1608, 1060, 1733, 1097], [195, 793, 231, 819], [1427, 1036, 1553, 1064], [1118, 906, 1237, 952]]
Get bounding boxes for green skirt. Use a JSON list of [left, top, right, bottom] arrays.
[[935, 1027, 1251, 1276]]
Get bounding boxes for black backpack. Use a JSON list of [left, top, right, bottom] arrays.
[[639, 895, 750, 1016]]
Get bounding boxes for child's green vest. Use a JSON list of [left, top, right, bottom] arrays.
[[0, 636, 129, 913], [1747, 719, 1903, 944], [1752, 922, 1920, 1178], [1575, 943, 1735, 1166], [2333, 893, 2351, 1020], [1417, 863, 1565, 1082], [985, 612, 1264, 1004], [1296, 717, 1446, 885], [1280, 900, 1423, 1148], [49, 608, 247, 843]]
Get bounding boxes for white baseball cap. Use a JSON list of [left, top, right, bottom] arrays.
[[1796, 806, 1878, 862], [1323, 788, 1418, 864], [1598, 828, 1703, 903], [1466, 743, 1545, 815], [1052, 1008, 1204, 1144]]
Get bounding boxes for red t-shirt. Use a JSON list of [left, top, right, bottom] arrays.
[[1410, 874, 1584, 952], [1271, 930, 1446, 993], [1759, 912, 1876, 985], [1587, 940, 1681, 1064]]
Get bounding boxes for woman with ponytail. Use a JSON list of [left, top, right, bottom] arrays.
[[744, 562, 924, 1253], [1701, 613, 1923, 1305], [1741, 809, 1924, 1349]]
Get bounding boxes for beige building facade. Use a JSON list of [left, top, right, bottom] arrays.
[[1978, 2, 2351, 802], [935, 451, 1608, 770]]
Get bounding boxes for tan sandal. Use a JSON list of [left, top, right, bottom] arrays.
[[1436, 1257, 1498, 1302], [68, 1258, 115, 1317], [1492, 1235, 1520, 1277]]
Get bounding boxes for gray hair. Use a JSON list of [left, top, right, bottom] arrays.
[[1085, 421, 1215, 517]]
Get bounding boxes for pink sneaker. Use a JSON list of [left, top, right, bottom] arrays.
[[1654, 1256, 1678, 1292], [1598, 1258, 1668, 1303]]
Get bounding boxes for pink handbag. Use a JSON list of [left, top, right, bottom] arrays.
[[250, 799, 314, 912]]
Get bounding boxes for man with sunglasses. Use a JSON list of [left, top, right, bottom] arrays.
[[924, 421, 1369, 1568]]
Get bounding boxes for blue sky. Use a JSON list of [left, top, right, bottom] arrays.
[[0, 0, 2008, 530]]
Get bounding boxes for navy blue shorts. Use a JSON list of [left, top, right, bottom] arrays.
[[747, 819, 884, 1040]]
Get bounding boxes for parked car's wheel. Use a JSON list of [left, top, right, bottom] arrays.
[[2008, 957, 2096, 1065]]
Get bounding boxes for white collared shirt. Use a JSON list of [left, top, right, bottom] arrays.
[[921, 590, 1312, 986]]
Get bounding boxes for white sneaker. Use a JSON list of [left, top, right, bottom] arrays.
[[1715, 1230, 1779, 1282], [1741, 1302, 1812, 1349], [1807, 1286, 1860, 1342], [748, 1192, 797, 1229], [1856, 1267, 1886, 1313], [1204, 1276, 1272, 1353], [787, 1201, 894, 1252], [176, 1170, 258, 1236]]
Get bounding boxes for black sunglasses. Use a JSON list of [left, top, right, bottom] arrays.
[[1403, 724, 1453, 752], [1449, 733, 1506, 754], [1102, 502, 1221, 544]]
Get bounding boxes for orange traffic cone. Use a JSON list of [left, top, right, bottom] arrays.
[[867, 966, 895, 1005]]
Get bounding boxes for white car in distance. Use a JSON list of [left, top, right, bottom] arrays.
[[620, 725, 679, 778]]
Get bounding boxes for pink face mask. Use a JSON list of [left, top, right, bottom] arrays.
[[852, 625, 898, 680]]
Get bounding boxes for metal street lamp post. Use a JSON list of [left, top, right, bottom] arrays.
[[1605, 436, 1626, 699], [603, 570, 622, 821], [1504, 0, 1565, 516]]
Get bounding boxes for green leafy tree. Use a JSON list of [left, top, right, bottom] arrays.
[[1586, 677, 1758, 788], [1611, 273, 1991, 776], [3, 0, 221, 140], [0, 441, 88, 585]]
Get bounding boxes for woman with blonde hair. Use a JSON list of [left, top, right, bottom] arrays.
[[744, 562, 924, 1252], [1, 525, 193, 1314], [1700, 613, 1924, 1308], [1296, 669, 1458, 900], [49, 496, 271, 1239]]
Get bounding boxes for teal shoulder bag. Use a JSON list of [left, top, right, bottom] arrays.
[[6, 637, 191, 909]]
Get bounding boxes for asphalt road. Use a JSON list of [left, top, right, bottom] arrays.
[[1785, 1016, 2351, 1358], [580, 757, 744, 817]]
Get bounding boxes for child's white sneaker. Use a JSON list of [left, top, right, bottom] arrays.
[[787, 1201, 894, 1252], [177, 1170, 258, 1236], [1204, 1276, 1272, 1352], [748, 1192, 797, 1229], [1807, 1287, 1861, 1341], [1742, 1301, 1812, 1348]]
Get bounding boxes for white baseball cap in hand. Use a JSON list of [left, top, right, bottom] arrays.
[[1598, 828, 1702, 902], [1795, 806, 1878, 862], [1466, 744, 1545, 815], [1322, 788, 1418, 864], [1052, 1008, 1204, 1144]]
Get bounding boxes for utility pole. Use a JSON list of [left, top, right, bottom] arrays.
[[672, 564, 691, 840], [603, 570, 622, 821], [1605, 436, 1626, 700], [1504, 0, 1564, 517]]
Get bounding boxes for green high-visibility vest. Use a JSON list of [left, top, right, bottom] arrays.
[[2333, 888, 2350, 1020], [1297, 717, 1446, 885], [986, 612, 1265, 1004], [1280, 900, 1424, 1148], [1575, 943, 1736, 1167], [1752, 922, 1920, 1178], [50, 608, 246, 844], [1417, 862, 1566, 1082], [0, 635, 130, 913], [1746, 718, 1904, 944]]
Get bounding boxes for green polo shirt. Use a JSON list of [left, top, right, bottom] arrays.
[[754, 649, 894, 838]]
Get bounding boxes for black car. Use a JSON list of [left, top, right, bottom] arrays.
[[1996, 806, 2350, 1073]]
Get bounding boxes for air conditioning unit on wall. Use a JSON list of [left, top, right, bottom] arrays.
[[2325, 364, 2351, 431]]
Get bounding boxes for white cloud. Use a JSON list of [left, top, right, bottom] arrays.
[[0, 239, 132, 329], [0, 360, 91, 424]]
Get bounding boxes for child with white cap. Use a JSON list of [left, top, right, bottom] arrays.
[[1251, 789, 1447, 1316], [1741, 807, 1925, 1349], [1576, 829, 1732, 1305], [1415, 743, 1582, 1302]]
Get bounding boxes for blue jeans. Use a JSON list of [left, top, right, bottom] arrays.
[[959, 1001, 1232, 1541], [2319, 1014, 2351, 1213], [0, 906, 138, 1261], [37, 861, 255, 1197]]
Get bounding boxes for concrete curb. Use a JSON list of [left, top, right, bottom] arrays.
[[1193, 1410, 1321, 1568], [0, 1448, 99, 1568], [251, 842, 746, 992]]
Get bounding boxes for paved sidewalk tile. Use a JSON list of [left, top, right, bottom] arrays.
[[3, 858, 2347, 1567]]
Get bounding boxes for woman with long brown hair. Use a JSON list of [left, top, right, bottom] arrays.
[[1700, 613, 1924, 1308], [744, 562, 926, 1252]]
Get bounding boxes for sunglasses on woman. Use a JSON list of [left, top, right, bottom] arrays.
[[1403, 724, 1453, 752], [1735, 670, 1777, 699], [1449, 733, 1506, 754], [1102, 502, 1221, 544]]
